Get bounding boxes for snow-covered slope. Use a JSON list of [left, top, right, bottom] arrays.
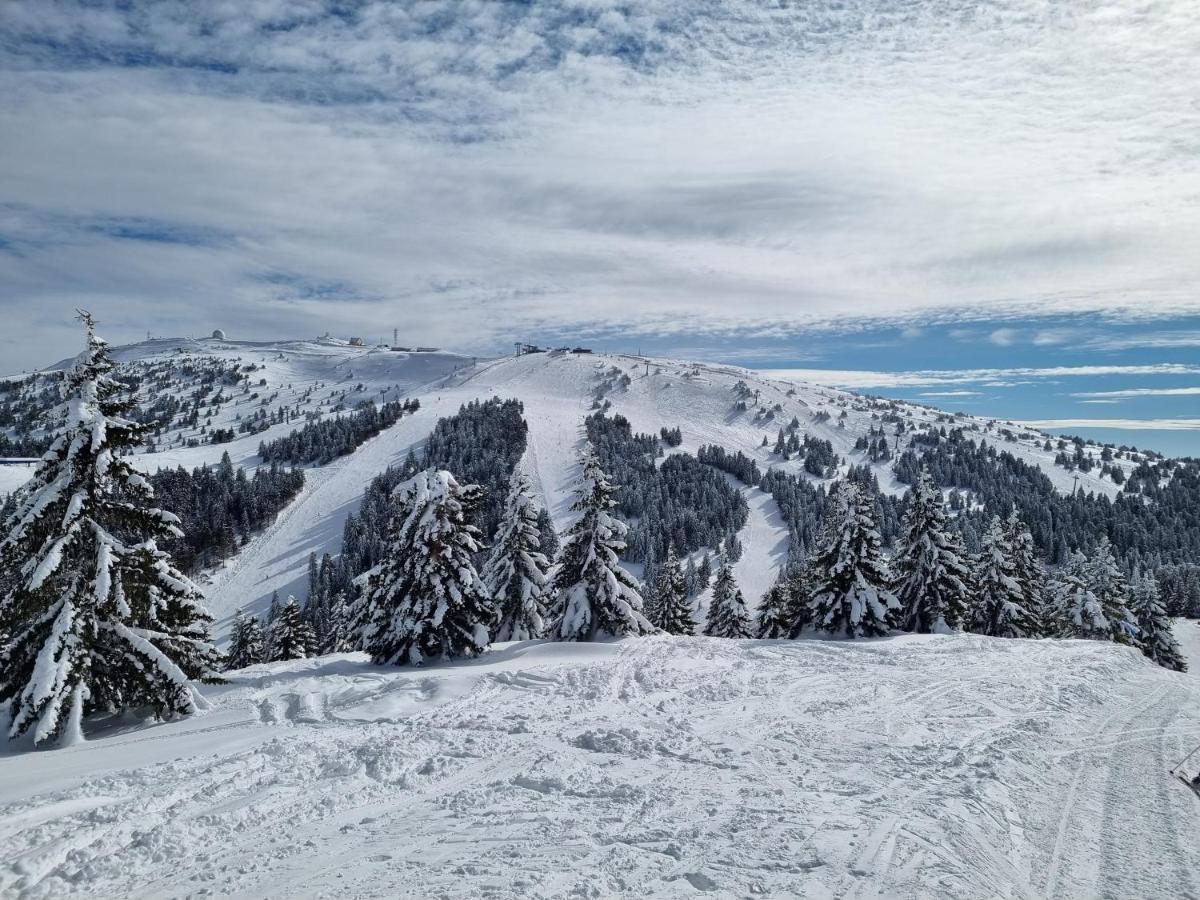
[[0, 339, 1150, 641], [2, 629, 1198, 897]]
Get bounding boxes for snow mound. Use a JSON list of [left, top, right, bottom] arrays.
[[1, 632, 1198, 898]]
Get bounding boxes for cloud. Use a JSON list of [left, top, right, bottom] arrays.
[[919, 390, 981, 397], [988, 328, 1019, 347], [1022, 418, 1200, 431], [763, 364, 1200, 390], [1085, 331, 1200, 351], [1, 0, 1199, 369], [1071, 386, 1200, 399]]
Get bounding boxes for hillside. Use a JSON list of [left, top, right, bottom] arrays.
[[1, 337, 1160, 642], [2, 625, 1198, 897]]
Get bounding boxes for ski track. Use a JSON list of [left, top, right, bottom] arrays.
[[3, 631, 1200, 898]]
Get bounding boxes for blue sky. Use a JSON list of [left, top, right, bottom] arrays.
[[1, 2, 1198, 454]]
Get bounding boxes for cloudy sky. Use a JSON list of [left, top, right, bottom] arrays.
[[1, 1, 1198, 452]]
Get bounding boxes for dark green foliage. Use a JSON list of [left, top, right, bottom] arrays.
[[258, 398, 418, 466], [585, 413, 747, 563], [148, 453, 304, 574]]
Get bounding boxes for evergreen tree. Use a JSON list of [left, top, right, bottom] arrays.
[[966, 516, 1039, 638], [1053, 551, 1114, 641], [1130, 572, 1186, 672], [483, 470, 551, 642], [263, 590, 282, 660], [362, 469, 494, 665], [697, 554, 713, 590], [1083, 537, 1139, 646], [0, 311, 220, 746], [805, 481, 899, 638], [640, 544, 660, 625], [756, 575, 807, 639], [1005, 509, 1050, 637], [683, 555, 699, 597], [550, 451, 654, 641], [535, 507, 559, 562], [271, 596, 316, 661], [893, 472, 971, 633], [321, 592, 355, 654], [226, 610, 266, 670], [704, 560, 752, 638], [650, 545, 693, 635]]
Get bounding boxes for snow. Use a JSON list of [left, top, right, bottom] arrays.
[[2, 339, 1147, 644], [2, 631, 1199, 896]]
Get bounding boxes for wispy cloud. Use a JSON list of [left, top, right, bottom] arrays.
[[1071, 386, 1200, 399], [763, 364, 1200, 390], [919, 390, 981, 397], [1022, 418, 1200, 431], [0, 0, 1199, 367]]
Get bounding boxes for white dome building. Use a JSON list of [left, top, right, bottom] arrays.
[[211, 329, 226, 340]]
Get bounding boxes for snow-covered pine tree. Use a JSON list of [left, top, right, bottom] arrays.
[[704, 557, 752, 638], [483, 470, 551, 642], [1053, 550, 1112, 640], [756, 581, 791, 639], [263, 589, 282, 660], [640, 543, 660, 625], [550, 450, 654, 641], [805, 481, 899, 638], [535, 507, 559, 562], [0, 311, 221, 747], [225, 610, 266, 670], [1004, 509, 1050, 637], [757, 566, 810, 639], [965, 515, 1039, 638], [1130, 571, 1186, 671], [362, 468, 494, 665], [320, 592, 355, 654], [271, 596, 316, 660], [1084, 537, 1138, 646], [650, 544, 694, 635], [893, 471, 971, 633], [683, 555, 699, 596]]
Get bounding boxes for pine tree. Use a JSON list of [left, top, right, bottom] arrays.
[[321, 591, 354, 654], [753, 571, 811, 643], [271, 596, 316, 661], [483, 470, 551, 642], [683, 555, 699, 596], [640, 544, 660, 625], [893, 472, 972, 633], [0, 311, 221, 746], [226, 610, 266, 670], [1005, 509, 1050, 637], [805, 481, 899, 638], [650, 545, 694, 635], [705, 560, 752, 638], [1053, 551, 1114, 640], [1083, 537, 1138, 645], [535, 507, 559, 562], [1130, 571, 1186, 672], [966, 516, 1039, 638], [362, 469, 494, 665], [550, 451, 654, 641]]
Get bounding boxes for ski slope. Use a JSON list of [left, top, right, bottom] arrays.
[[1, 340, 1147, 643], [2, 627, 1198, 897]]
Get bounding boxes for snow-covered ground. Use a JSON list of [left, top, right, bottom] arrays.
[[2, 627, 1199, 897]]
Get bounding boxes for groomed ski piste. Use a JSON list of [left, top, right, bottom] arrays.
[[2, 339, 1197, 897]]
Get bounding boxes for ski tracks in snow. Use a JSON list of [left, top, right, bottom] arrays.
[[3, 629, 1200, 897]]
